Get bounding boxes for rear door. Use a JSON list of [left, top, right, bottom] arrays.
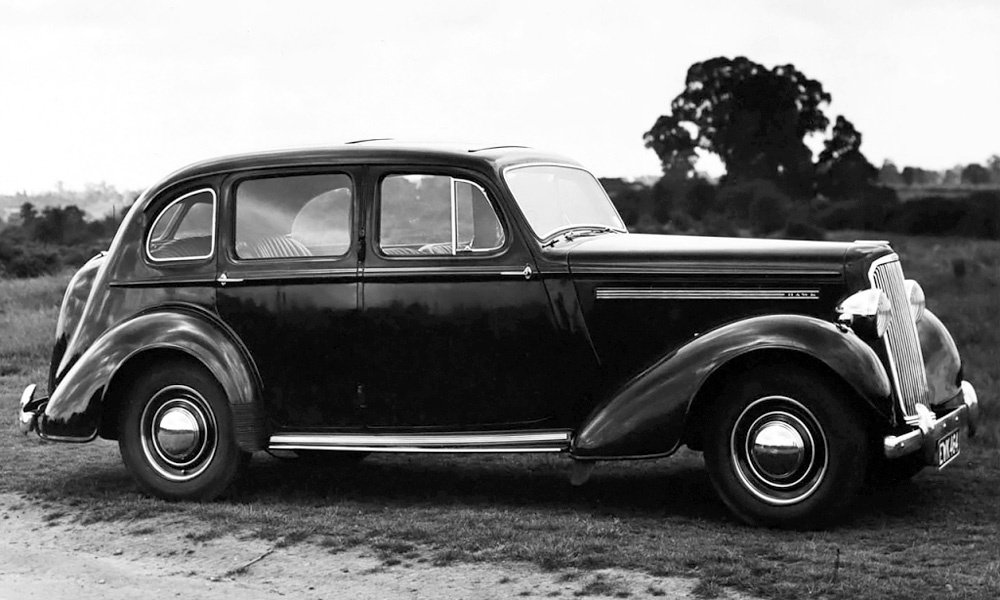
[[215, 168, 363, 430]]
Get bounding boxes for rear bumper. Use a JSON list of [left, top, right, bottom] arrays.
[[883, 380, 978, 461], [18, 383, 48, 436]]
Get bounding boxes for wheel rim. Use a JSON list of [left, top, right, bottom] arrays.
[[729, 395, 828, 506], [140, 385, 218, 482]]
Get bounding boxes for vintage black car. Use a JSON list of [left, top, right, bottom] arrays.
[[19, 143, 978, 528]]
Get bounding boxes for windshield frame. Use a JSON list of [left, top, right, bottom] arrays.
[[501, 163, 627, 242]]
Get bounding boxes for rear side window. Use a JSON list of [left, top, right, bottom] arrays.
[[235, 174, 353, 260], [147, 189, 216, 261], [379, 174, 505, 256]]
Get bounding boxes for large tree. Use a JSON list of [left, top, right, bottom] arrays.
[[815, 116, 878, 200], [644, 56, 836, 197]]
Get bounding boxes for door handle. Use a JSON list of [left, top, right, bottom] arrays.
[[500, 265, 533, 280], [216, 272, 244, 286]]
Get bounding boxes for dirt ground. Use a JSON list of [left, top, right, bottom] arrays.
[[0, 492, 764, 600]]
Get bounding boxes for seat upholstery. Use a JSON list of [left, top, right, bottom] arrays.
[[239, 236, 313, 259], [382, 243, 452, 256], [382, 246, 423, 256], [150, 236, 212, 260]]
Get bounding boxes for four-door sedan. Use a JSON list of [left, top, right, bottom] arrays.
[[19, 142, 979, 528]]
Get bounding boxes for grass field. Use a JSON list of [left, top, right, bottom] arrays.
[[1, 233, 998, 599]]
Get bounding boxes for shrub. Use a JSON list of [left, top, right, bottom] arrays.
[[0, 238, 61, 278], [716, 179, 793, 234], [782, 220, 826, 240], [887, 192, 999, 239], [699, 212, 741, 237]]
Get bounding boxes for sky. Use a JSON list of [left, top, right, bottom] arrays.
[[1, 0, 998, 193]]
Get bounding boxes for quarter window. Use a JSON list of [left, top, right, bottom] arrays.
[[235, 174, 353, 259], [147, 189, 216, 261], [379, 174, 505, 256]]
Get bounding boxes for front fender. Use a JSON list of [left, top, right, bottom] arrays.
[[918, 309, 963, 406], [39, 308, 265, 450], [573, 314, 891, 459]]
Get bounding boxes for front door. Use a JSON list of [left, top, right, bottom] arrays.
[[359, 167, 571, 430], [215, 168, 362, 430]]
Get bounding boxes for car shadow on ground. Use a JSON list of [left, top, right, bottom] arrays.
[[229, 449, 985, 529], [233, 450, 730, 522], [13, 438, 995, 531]]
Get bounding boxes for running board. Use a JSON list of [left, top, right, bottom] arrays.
[[268, 430, 572, 454]]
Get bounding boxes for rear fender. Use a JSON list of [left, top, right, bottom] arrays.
[[572, 314, 891, 459], [38, 308, 266, 450]]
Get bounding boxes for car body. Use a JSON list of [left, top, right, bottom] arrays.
[[18, 142, 979, 527]]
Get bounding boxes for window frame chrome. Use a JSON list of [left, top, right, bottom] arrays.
[[376, 173, 508, 259], [230, 171, 356, 262], [145, 188, 218, 264]]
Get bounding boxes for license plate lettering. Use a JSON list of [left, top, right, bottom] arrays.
[[936, 430, 960, 468]]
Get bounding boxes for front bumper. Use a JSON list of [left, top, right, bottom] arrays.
[[18, 383, 48, 436], [883, 380, 979, 462]]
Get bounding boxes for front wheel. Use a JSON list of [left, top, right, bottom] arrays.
[[703, 368, 869, 529], [119, 360, 248, 501]]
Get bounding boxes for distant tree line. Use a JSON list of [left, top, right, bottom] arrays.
[[608, 56, 999, 240], [879, 156, 1000, 187]]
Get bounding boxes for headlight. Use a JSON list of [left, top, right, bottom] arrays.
[[836, 289, 892, 337], [904, 279, 925, 323]]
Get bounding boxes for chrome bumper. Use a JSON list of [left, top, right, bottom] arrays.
[[18, 383, 48, 436], [883, 380, 978, 461]]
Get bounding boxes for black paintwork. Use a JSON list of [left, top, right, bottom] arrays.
[[31, 144, 960, 459], [573, 314, 891, 458]]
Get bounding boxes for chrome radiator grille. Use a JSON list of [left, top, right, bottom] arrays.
[[870, 257, 929, 419]]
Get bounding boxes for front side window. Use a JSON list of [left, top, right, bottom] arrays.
[[147, 188, 216, 261], [503, 165, 626, 240], [235, 174, 352, 259], [379, 174, 505, 256]]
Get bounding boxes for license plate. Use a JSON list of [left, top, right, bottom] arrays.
[[936, 430, 960, 468]]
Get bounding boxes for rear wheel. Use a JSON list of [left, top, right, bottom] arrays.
[[703, 368, 869, 529], [119, 360, 247, 501]]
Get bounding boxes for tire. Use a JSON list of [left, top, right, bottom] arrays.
[[118, 360, 248, 501], [703, 368, 869, 529]]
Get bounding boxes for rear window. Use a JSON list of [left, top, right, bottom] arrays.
[[146, 189, 216, 261], [234, 174, 353, 260]]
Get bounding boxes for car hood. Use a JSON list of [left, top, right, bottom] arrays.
[[557, 233, 890, 277]]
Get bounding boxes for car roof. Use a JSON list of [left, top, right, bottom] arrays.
[[141, 142, 583, 203]]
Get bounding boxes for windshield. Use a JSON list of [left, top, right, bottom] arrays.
[[503, 165, 626, 239]]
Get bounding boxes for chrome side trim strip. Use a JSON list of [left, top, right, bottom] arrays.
[[271, 445, 565, 454], [596, 288, 820, 300], [268, 430, 572, 453]]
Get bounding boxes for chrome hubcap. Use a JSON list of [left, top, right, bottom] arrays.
[[140, 385, 217, 482], [155, 405, 203, 462], [750, 421, 806, 479], [730, 396, 828, 506]]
